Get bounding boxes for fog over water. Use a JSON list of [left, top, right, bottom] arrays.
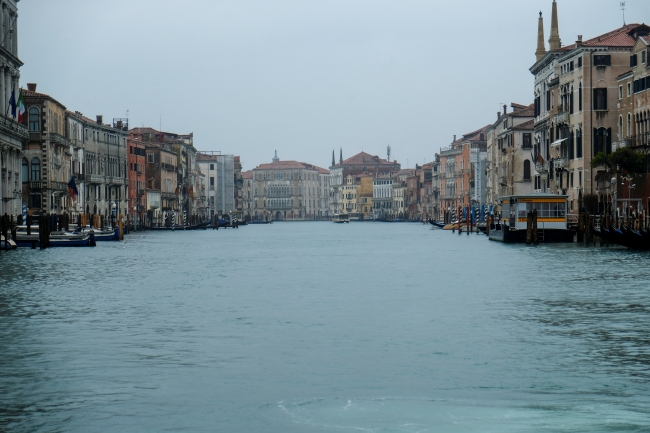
[[2, 223, 650, 432]]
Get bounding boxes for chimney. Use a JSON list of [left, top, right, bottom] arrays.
[[453, 135, 456, 141], [535, 11, 547, 61], [498, 112, 501, 119], [503, 104, 507, 115], [27, 83, 37, 92], [548, 0, 562, 51], [116, 120, 123, 129], [576, 35, 583, 47], [96, 115, 103, 125]]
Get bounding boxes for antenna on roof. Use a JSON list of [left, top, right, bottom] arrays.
[[620, 1, 626, 25]]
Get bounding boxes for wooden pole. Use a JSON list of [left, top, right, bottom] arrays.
[[526, 211, 532, 245], [533, 209, 538, 245]]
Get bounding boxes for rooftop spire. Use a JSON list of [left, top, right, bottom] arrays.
[[339, 148, 343, 165], [548, 0, 561, 51], [272, 150, 279, 163], [535, 11, 547, 61], [331, 149, 335, 167]]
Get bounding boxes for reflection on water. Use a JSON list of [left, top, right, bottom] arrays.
[[1, 224, 650, 432]]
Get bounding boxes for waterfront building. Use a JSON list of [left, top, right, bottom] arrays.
[[0, 0, 27, 218], [252, 152, 328, 221], [126, 130, 146, 227], [439, 128, 488, 221], [392, 169, 413, 219], [531, 1, 648, 213], [241, 170, 254, 221], [373, 176, 392, 219], [328, 149, 401, 217], [431, 156, 441, 221], [419, 162, 433, 221], [485, 103, 534, 206], [234, 155, 243, 214]]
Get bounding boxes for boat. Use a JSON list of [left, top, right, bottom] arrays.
[[488, 193, 574, 243], [332, 213, 350, 223], [428, 220, 446, 228], [14, 226, 95, 247], [69, 224, 119, 241], [593, 222, 650, 250], [1, 235, 17, 250]]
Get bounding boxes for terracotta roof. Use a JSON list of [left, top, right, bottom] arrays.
[[21, 88, 66, 108], [510, 103, 534, 117], [196, 153, 218, 161], [455, 125, 491, 143], [254, 160, 326, 171], [511, 119, 534, 131], [641, 35, 650, 44], [561, 24, 648, 50], [242, 170, 253, 179], [341, 151, 396, 166]]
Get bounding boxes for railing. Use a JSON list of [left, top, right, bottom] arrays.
[[161, 192, 177, 200], [49, 133, 68, 146], [535, 161, 549, 173], [161, 163, 176, 172], [554, 157, 568, 169], [50, 181, 68, 191], [625, 133, 650, 148], [29, 132, 42, 142], [29, 181, 42, 189], [108, 177, 125, 186], [554, 110, 569, 124]]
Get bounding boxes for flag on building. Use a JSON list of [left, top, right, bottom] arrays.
[[8, 89, 16, 117], [17, 91, 25, 123], [67, 176, 78, 200]]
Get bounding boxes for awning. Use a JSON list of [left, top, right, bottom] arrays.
[[550, 138, 568, 147]]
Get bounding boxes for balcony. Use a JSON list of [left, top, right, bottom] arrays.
[[161, 191, 177, 200], [50, 181, 68, 191], [498, 176, 507, 186], [625, 133, 650, 148], [29, 131, 42, 142], [161, 163, 176, 172], [49, 132, 68, 146], [88, 174, 105, 184], [554, 157, 568, 169], [535, 160, 549, 173], [554, 110, 569, 125], [29, 181, 42, 190], [108, 177, 125, 186]]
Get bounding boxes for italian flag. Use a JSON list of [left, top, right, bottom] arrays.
[[17, 91, 25, 123]]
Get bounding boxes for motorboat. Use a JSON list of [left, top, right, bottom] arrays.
[[332, 213, 350, 223], [15, 225, 95, 247], [1, 234, 17, 250]]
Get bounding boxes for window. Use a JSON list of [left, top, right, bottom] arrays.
[[523, 133, 532, 149], [593, 127, 612, 155], [210, 164, 214, 170], [147, 153, 154, 163], [578, 57, 582, 67], [579, 83, 582, 111], [593, 55, 611, 66], [523, 160, 531, 181], [628, 82, 632, 96], [627, 113, 632, 136], [210, 176, 214, 186], [643, 50, 647, 64], [31, 157, 41, 181], [593, 89, 607, 110], [619, 85, 623, 100], [22, 158, 29, 182], [28, 107, 39, 131], [631, 54, 638, 67]]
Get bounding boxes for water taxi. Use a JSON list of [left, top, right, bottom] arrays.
[[489, 193, 574, 243], [332, 213, 350, 223]]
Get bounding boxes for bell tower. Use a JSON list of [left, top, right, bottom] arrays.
[[548, 0, 561, 51], [535, 11, 547, 61]]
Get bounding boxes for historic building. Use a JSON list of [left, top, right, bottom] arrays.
[[241, 170, 254, 221], [126, 128, 146, 226], [0, 0, 27, 218], [252, 152, 328, 221], [486, 103, 535, 205], [328, 149, 401, 216], [439, 128, 489, 221], [531, 0, 649, 213]]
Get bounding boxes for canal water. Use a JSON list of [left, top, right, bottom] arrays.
[[1, 222, 650, 432]]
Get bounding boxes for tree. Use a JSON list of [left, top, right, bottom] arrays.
[[591, 147, 646, 175]]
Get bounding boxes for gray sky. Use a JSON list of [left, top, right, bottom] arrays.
[[19, 0, 650, 171]]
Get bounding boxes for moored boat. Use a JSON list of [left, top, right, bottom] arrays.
[[1, 235, 17, 250], [332, 213, 350, 223], [14, 226, 95, 247]]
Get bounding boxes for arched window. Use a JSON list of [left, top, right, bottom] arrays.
[[31, 157, 41, 181], [619, 116, 623, 140], [628, 113, 632, 136], [22, 157, 29, 182], [28, 107, 40, 131]]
